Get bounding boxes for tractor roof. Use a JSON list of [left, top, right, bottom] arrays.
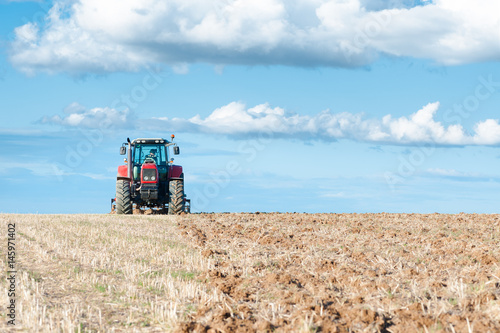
[[132, 138, 169, 144]]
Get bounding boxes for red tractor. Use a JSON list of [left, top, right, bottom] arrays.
[[112, 136, 190, 215]]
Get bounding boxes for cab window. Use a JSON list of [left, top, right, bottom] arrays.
[[133, 144, 166, 165]]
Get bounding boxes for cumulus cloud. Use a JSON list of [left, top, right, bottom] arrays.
[[165, 101, 500, 146], [380, 102, 469, 145], [41, 103, 134, 129], [44, 101, 500, 146], [9, 0, 500, 74], [472, 119, 500, 145], [41, 98, 500, 146]]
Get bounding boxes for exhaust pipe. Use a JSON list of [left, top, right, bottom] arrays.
[[127, 138, 134, 191]]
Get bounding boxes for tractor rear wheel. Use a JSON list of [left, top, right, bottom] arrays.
[[116, 179, 132, 214], [168, 179, 185, 215]]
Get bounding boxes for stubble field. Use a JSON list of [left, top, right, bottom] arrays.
[[0, 213, 499, 332]]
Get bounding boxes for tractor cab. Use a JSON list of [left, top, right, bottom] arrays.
[[131, 142, 168, 181]]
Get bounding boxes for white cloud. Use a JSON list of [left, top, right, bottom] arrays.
[[13, 22, 39, 44], [472, 119, 500, 145], [45, 100, 500, 146], [381, 102, 469, 145], [188, 102, 287, 134], [169, 101, 482, 145], [63, 102, 87, 114], [41, 104, 134, 129], [9, 0, 500, 74], [425, 168, 492, 180], [178, 101, 500, 146]]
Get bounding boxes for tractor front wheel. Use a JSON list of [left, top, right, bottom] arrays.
[[168, 179, 185, 215], [116, 179, 132, 214]]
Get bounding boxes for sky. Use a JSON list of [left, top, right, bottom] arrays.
[[1, 0, 500, 214]]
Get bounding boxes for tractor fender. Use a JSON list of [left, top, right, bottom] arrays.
[[117, 165, 130, 179], [169, 165, 183, 179]]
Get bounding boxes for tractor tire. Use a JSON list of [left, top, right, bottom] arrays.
[[116, 179, 132, 214], [168, 179, 185, 215]]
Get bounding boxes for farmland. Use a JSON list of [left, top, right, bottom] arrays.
[[1, 213, 499, 332]]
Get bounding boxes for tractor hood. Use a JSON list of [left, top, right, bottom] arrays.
[[141, 161, 159, 184]]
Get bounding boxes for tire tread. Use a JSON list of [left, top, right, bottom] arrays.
[[168, 180, 185, 215], [116, 179, 132, 214]]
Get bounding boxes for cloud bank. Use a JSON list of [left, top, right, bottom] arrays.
[[43, 101, 500, 146], [10, 0, 500, 74]]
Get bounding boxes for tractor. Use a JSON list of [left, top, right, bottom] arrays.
[[111, 136, 190, 215]]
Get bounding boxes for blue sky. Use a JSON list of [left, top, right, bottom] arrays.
[[1, 0, 500, 213]]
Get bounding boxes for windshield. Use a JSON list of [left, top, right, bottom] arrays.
[[133, 144, 167, 165]]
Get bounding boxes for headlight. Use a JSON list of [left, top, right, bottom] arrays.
[[151, 176, 156, 181], [144, 176, 149, 181]]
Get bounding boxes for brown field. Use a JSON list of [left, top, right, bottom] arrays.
[[1, 213, 499, 332]]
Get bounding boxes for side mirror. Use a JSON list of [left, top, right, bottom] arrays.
[[173, 146, 180, 155], [120, 146, 126, 155]]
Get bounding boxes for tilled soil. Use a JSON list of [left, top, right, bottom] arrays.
[[176, 213, 500, 332], [0, 213, 499, 332]]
